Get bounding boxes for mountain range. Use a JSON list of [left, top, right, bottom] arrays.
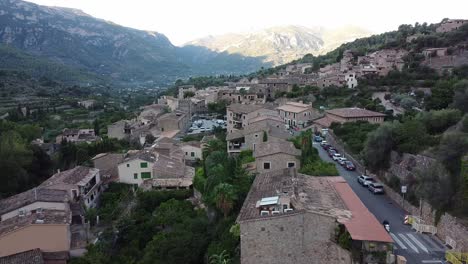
[[186, 25, 372, 65], [0, 0, 371, 86]]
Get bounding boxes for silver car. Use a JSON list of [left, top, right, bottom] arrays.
[[357, 175, 375, 187], [368, 182, 385, 194]]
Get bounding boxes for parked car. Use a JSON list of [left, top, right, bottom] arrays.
[[368, 182, 385, 194], [338, 157, 347, 166], [322, 144, 332, 150], [344, 161, 356, 171], [320, 140, 328, 147], [332, 153, 342, 161], [357, 175, 375, 187], [314, 136, 323, 142], [328, 149, 337, 158]]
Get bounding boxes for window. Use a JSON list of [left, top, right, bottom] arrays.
[[141, 172, 151, 179], [263, 162, 271, 170], [287, 162, 295, 168], [185, 152, 188, 155], [140, 162, 148, 168], [191, 152, 195, 157], [255, 134, 258, 138], [133, 173, 138, 179], [126, 164, 130, 167]]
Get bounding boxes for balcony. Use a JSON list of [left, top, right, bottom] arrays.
[[228, 142, 247, 153]]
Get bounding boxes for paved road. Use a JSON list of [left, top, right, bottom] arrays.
[[313, 143, 447, 264]]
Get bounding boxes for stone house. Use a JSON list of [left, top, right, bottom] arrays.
[[40, 166, 103, 209], [253, 141, 301, 173], [91, 153, 124, 180], [157, 111, 189, 133], [77, 99, 96, 109], [436, 19, 468, 33], [422, 47, 448, 58], [276, 101, 317, 128], [226, 122, 291, 154], [181, 141, 203, 161], [238, 169, 393, 264], [219, 88, 266, 105], [55, 128, 100, 144], [107, 120, 130, 140], [178, 85, 197, 99], [138, 104, 166, 124], [317, 75, 346, 88], [226, 104, 270, 133], [313, 107, 386, 129], [157, 96, 179, 112]]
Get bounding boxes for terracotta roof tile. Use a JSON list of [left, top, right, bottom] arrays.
[[0, 249, 44, 264], [333, 181, 393, 243], [253, 141, 300, 158]]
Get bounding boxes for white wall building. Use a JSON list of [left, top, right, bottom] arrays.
[[345, 72, 358, 89], [117, 152, 156, 186]]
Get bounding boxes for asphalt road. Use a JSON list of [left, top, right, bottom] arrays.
[[313, 143, 447, 264]]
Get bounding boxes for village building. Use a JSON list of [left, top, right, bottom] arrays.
[[77, 99, 96, 109], [55, 128, 100, 144], [117, 151, 156, 186], [276, 101, 317, 128], [117, 139, 195, 190], [91, 153, 124, 180], [313, 107, 386, 129], [0, 188, 69, 222], [436, 19, 468, 33], [226, 104, 272, 133], [253, 141, 301, 173], [345, 72, 358, 89], [138, 104, 166, 124], [0, 209, 72, 258], [219, 87, 266, 105], [181, 141, 203, 162], [238, 169, 393, 264], [423, 47, 449, 58], [40, 166, 103, 209], [178, 85, 197, 99], [226, 121, 291, 154], [157, 96, 179, 112], [156, 110, 189, 133]]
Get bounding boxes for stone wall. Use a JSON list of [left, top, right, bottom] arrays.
[[386, 151, 436, 182], [240, 211, 352, 264]]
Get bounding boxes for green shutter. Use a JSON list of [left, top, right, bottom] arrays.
[[141, 172, 152, 179], [140, 162, 148, 168]]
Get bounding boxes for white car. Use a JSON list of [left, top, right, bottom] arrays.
[[337, 157, 347, 165], [332, 153, 342, 161], [357, 175, 375, 187]]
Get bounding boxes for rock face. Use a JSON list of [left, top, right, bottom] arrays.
[[186, 25, 372, 65], [386, 151, 437, 182], [0, 0, 267, 85]]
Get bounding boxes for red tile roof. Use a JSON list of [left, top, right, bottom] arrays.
[[333, 180, 393, 243], [313, 116, 335, 128]]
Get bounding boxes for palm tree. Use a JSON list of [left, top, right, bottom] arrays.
[[209, 250, 231, 264], [213, 183, 237, 218]]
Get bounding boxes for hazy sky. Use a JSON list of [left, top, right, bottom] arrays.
[[26, 0, 468, 45]]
